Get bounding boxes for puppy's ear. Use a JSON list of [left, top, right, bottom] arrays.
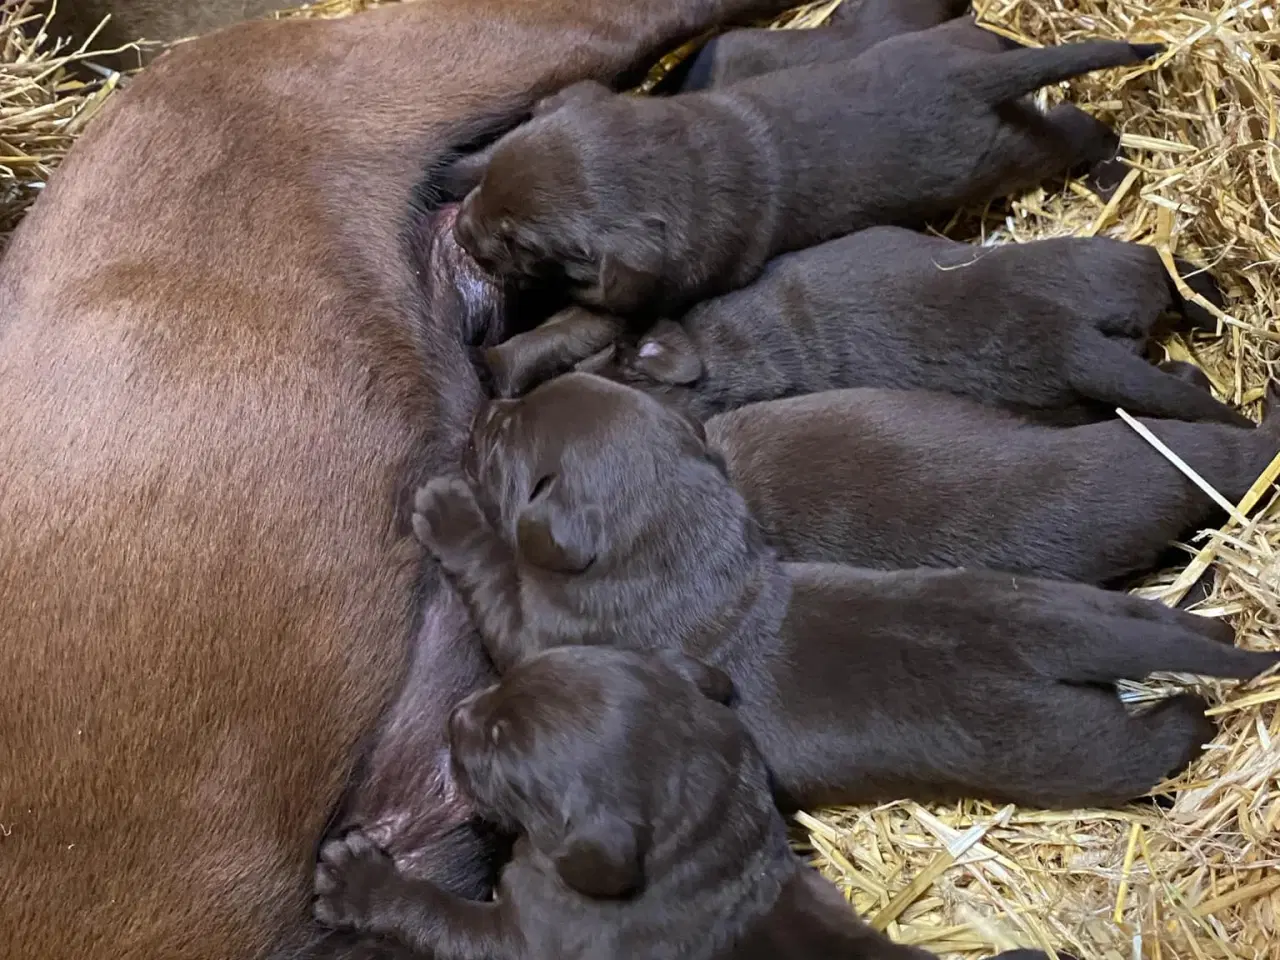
[[653, 650, 735, 705], [598, 217, 666, 314], [440, 146, 496, 201], [631, 320, 702, 385], [553, 810, 647, 899], [516, 485, 603, 573]]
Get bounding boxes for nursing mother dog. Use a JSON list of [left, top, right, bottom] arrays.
[[0, 0, 810, 957]]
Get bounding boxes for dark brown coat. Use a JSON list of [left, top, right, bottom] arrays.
[[412, 374, 1278, 813], [706, 387, 1275, 582], [310, 647, 1069, 960], [497, 228, 1243, 424], [677, 0, 971, 90], [454, 21, 1156, 320]]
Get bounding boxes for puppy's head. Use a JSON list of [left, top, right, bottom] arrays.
[[452, 100, 667, 314], [453, 121, 592, 287], [462, 372, 714, 575], [447, 646, 737, 898]]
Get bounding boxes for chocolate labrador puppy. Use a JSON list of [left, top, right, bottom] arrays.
[[494, 229, 1244, 423], [412, 373, 1279, 811], [313, 647, 1067, 960], [706, 387, 1276, 582], [678, 0, 973, 91], [453, 22, 1157, 322]]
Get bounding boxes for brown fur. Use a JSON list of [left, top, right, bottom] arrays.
[[0, 0, 801, 957], [494, 229, 1244, 421], [678, 0, 971, 91], [308, 647, 1067, 960], [705, 388, 1276, 583], [453, 20, 1155, 323], [411, 373, 1279, 812]]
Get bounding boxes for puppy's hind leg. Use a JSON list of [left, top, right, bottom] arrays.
[[1169, 256, 1227, 333], [1157, 360, 1215, 394], [1040, 688, 1216, 807], [1066, 332, 1251, 426], [963, 39, 1163, 105], [1051, 615, 1279, 683], [973, 102, 1121, 204]]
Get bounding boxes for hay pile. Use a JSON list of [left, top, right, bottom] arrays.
[[2, 0, 1276, 957], [0, 0, 132, 242]]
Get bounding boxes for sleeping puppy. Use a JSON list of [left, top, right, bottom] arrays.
[[678, 0, 972, 91], [705, 387, 1277, 583], [497, 229, 1244, 424], [313, 647, 1068, 960], [411, 373, 1280, 811], [453, 22, 1158, 323]]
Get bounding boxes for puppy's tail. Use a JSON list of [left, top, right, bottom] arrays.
[[966, 40, 1163, 105]]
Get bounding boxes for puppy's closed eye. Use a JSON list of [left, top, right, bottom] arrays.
[[530, 475, 554, 501]]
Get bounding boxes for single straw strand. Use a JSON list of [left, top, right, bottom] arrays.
[[1114, 407, 1250, 525]]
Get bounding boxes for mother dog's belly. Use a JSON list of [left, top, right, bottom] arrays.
[[0, 34, 500, 960]]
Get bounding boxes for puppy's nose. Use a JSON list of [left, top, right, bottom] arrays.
[[455, 198, 491, 265]]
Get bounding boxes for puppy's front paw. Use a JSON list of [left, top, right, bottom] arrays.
[[413, 476, 485, 556], [482, 343, 525, 399], [313, 829, 400, 932]]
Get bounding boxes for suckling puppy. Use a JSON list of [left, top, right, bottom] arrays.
[[314, 647, 1064, 960], [503, 229, 1244, 423], [412, 373, 1279, 811], [454, 22, 1158, 323], [705, 387, 1276, 583], [678, 0, 972, 91]]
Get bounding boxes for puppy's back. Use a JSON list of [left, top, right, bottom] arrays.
[[707, 388, 1273, 582]]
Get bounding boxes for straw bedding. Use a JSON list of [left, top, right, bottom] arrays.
[[2, 0, 1276, 956]]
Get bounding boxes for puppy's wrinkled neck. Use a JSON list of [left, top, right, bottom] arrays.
[[642, 747, 798, 959], [617, 457, 783, 652]]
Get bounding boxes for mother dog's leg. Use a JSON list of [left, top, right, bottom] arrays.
[[0, 2, 796, 959]]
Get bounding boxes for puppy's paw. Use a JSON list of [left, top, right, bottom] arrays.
[[412, 476, 485, 555], [313, 829, 401, 932], [1130, 694, 1217, 796], [483, 344, 522, 399]]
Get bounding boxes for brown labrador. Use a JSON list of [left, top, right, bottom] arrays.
[[493, 228, 1244, 424], [677, 0, 971, 91], [705, 387, 1276, 582], [412, 373, 1278, 812], [453, 21, 1155, 322], [0, 0, 804, 957], [308, 646, 1072, 960]]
